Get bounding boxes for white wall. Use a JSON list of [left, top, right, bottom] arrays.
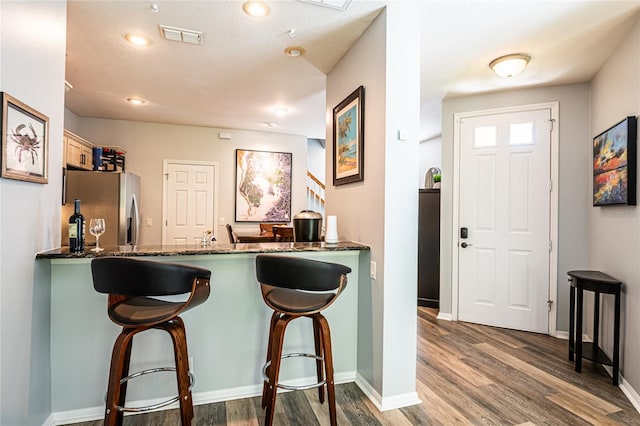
[[0, 1, 66, 424], [326, 4, 420, 406], [590, 14, 640, 393], [74, 119, 308, 245], [307, 138, 326, 184], [441, 83, 591, 332], [419, 135, 442, 188]]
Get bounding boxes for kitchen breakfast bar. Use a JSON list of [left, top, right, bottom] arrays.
[[37, 241, 370, 420]]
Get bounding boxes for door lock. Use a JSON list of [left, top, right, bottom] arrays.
[[461, 242, 473, 248]]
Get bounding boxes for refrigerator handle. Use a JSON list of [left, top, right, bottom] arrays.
[[130, 193, 140, 246]]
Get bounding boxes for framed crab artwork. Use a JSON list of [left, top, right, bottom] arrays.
[[1, 92, 49, 184]]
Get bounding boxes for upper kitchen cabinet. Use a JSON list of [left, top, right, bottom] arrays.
[[64, 130, 93, 170]]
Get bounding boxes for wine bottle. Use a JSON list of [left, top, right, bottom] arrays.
[[69, 199, 85, 252]]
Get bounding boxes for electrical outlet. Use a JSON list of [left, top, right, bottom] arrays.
[[370, 261, 377, 280], [145, 217, 152, 227]]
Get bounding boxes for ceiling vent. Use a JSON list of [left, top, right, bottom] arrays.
[[299, 0, 351, 11], [159, 25, 202, 45]]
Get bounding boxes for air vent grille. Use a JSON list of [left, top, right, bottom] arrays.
[[159, 25, 202, 45], [299, 0, 351, 11]]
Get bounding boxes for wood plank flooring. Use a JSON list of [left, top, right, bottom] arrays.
[[65, 307, 640, 425]]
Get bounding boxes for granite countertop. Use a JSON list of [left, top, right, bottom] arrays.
[[36, 241, 369, 259]]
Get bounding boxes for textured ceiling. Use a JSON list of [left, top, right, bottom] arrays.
[[64, 1, 640, 141]]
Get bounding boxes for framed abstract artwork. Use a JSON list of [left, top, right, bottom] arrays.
[[593, 116, 637, 206], [235, 149, 292, 222], [333, 86, 364, 186], [1, 92, 49, 184]]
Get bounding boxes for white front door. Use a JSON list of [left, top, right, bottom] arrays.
[[458, 108, 552, 333], [163, 160, 218, 245]]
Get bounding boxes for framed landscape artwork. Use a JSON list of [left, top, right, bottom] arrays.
[[1, 92, 49, 184], [333, 85, 364, 186], [235, 149, 292, 222], [593, 116, 637, 206]]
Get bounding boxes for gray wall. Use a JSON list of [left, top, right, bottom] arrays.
[[589, 14, 640, 392], [326, 4, 420, 403], [441, 83, 591, 332], [0, 1, 66, 424]]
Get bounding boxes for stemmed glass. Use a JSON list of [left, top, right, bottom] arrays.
[[89, 218, 106, 252]]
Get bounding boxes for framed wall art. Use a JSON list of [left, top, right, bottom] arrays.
[[235, 149, 292, 222], [1, 92, 49, 184], [333, 85, 364, 186], [593, 116, 637, 206]]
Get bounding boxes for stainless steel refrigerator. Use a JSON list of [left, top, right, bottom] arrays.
[[62, 170, 140, 247]]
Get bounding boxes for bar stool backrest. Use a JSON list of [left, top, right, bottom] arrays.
[[92, 257, 211, 297], [256, 255, 351, 292]]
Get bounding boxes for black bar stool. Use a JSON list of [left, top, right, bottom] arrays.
[[91, 257, 211, 426], [256, 255, 351, 426]]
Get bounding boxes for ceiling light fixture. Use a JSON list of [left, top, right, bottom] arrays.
[[489, 53, 531, 78], [284, 46, 305, 58], [126, 97, 146, 105], [242, 1, 270, 17], [273, 106, 288, 115], [125, 34, 150, 46]]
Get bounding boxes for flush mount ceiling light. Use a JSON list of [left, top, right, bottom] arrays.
[[489, 53, 531, 78], [242, 1, 270, 17], [125, 34, 150, 46], [284, 46, 306, 58], [126, 97, 146, 105]]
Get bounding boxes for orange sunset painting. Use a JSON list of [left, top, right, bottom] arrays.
[[593, 117, 636, 205]]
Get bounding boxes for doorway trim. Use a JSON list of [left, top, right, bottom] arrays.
[[162, 159, 220, 245], [451, 102, 559, 335]]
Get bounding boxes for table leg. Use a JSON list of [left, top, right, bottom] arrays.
[[569, 283, 575, 361], [576, 288, 583, 373], [613, 290, 620, 386], [593, 291, 600, 357]]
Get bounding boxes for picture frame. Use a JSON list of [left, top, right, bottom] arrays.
[[333, 85, 364, 186], [593, 116, 637, 206], [235, 149, 292, 222], [1, 92, 49, 184]]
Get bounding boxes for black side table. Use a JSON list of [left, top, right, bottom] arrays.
[[567, 270, 621, 385]]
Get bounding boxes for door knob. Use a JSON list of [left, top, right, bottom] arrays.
[[461, 242, 473, 248]]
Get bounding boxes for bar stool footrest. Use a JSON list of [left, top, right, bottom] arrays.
[[262, 353, 326, 391], [107, 367, 195, 413]]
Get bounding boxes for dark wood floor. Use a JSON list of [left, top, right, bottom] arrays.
[[67, 307, 640, 425]]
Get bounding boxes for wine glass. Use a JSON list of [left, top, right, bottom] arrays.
[[89, 218, 106, 252]]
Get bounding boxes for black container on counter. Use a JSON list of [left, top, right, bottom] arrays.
[[293, 210, 322, 242]]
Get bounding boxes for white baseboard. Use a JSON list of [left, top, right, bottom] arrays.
[[355, 372, 421, 412], [436, 312, 452, 321], [47, 371, 356, 425]]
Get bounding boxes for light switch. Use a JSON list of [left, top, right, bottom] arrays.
[[219, 217, 225, 225], [145, 217, 153, 227]]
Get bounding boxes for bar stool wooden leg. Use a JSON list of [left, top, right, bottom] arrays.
[[265, 315, 293, 426], [313, 315, 325, 404], [105, 328, 135, 426], [317, 315, 337, 426], [166, 317, 194, 425], [262, 312, 279, 408]]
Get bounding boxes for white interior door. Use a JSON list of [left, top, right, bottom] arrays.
[[163, 161, 217, 245], [458, 108, 551, 333]]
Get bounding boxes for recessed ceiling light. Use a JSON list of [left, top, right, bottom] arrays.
[[489, 53, 531, 78], [126, 97, 146, 105], [273, 106, 288, 116], [284, 46, 306, 58], [125, 34, 150, 46], [243, 1, 270, 17]]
